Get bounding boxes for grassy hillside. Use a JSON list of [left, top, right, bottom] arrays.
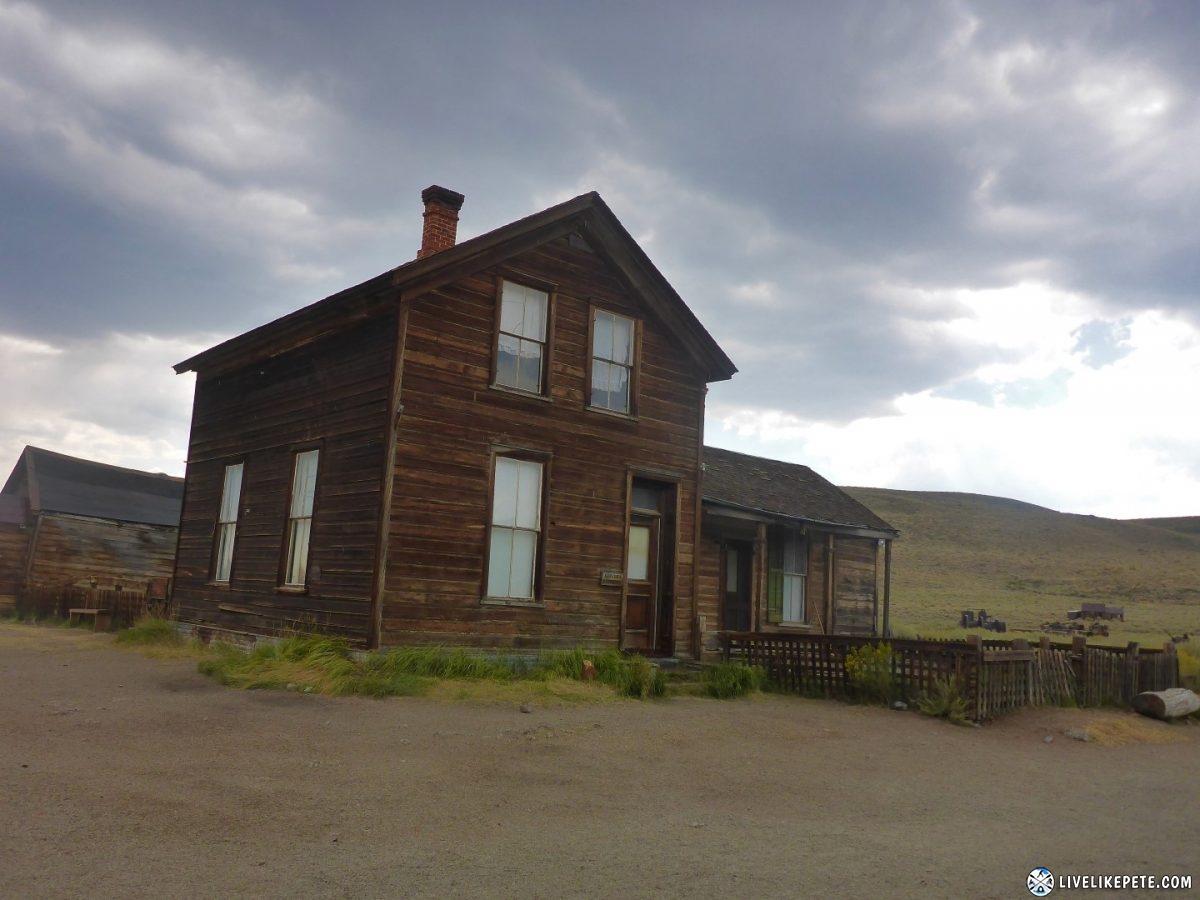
[[843, 487, 1200, 645]]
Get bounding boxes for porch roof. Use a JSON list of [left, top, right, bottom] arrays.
[[702, 446, 898, 538]]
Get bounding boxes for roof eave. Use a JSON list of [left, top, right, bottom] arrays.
[[703, 496, 899, 539]]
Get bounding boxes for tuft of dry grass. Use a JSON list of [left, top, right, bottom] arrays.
[[1079, 716, 1184, 746], [424, 678, 622, 706]]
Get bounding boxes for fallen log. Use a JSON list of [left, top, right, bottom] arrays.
[[1132, 688, 1200, 720]]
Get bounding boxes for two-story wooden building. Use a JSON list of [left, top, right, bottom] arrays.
[[171, 187, 738, 655]]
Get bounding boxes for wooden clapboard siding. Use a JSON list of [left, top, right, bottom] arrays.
[[808, 537, 829, 632], [172, 315, 395, 644], [696, 521, 726, 652], [832, 535, 878, 635], [22, 513, 176, 590], [0, 522, 30, 611], [381, 235, 706, 652], [699, 518, 883, 638]]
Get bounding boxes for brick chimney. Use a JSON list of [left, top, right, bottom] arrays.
[[418, 185, 465, 259]]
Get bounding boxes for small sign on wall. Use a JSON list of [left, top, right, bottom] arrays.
[[600, 570, 624, 586]]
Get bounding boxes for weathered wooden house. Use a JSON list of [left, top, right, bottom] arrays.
[[698, 447, 897, 649], [0, 446, 184, 615], [171, 187, 738, 654], [171, 187, 898, 657]]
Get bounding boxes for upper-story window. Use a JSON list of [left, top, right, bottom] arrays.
[[590, 309, 635, 414], [495, 280, 549, 395], [283, 449, 319, 587], [212, 462, 243, 583]]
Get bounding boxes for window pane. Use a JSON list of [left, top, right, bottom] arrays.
[[508, 530, 537, 598], [487, 527, 513, 597], [631, 483, 658, 511], [524, 288, 546, 340], [291, 450, 319, 517], [492, 458, 519, 527], [286, 518, 311, 586], [593, 311, 613, 361], [219, 464, 243, 522], [608, 363, 629, 413], [627, 525, 650, 580], [611, 315, 633, 365], [500, 284, 526, 335], [590, 359, 610, 408], [513, 460, 542, 530], [496, 333, 520, 388], [500, 281, 547, 340], [215, 522, 236, 582], [516, 339, 542, 393], [783, 574, 805, 622], [782, 531, 807, 575]]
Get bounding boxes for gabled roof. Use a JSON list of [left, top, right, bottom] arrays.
[[176, 191, 737, 382], [703, 446, 898, 537], [1, 447, 184, 527]]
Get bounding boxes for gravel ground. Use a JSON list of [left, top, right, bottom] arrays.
[[1, 623, 1197, 899]]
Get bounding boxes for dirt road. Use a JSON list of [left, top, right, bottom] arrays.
[[1, 624, 1196, 899]]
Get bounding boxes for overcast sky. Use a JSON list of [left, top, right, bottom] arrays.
[[2, 0, 1198, 518]]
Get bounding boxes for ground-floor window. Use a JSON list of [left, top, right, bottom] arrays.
[[768, 526, 807, 624], [486, 456, 544, 600]]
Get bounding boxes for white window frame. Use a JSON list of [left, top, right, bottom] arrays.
[[486, 456, 544, 601], [590, 309, 635, 414], [213, 462, 243, 583], [495, 280, 549, 395], [283, 449, 319, 587]]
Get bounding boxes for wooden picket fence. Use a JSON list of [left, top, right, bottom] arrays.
[[722, 631, 1180, 721]]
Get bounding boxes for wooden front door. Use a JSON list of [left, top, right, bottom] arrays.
[[722, 542, 752, 632], [622, 513, 660, 652]]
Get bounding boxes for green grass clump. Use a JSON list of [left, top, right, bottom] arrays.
[[845, 643, 896, 705], [916, 676, 971, 725], [194, 639, 671, 701], [702, 662, 766, 698], [365, 646, 515, 681], [114, 616, 183, 646], [592, 650, 665, 698]]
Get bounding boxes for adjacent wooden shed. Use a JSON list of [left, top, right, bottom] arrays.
[[0, 446, 184, 617], [698, 447, 898, 654]]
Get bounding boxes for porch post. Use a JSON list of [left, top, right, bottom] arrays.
[[882, 539, 892, 638]]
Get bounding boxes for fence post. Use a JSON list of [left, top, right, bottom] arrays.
[[1072, 635, 1088, 705], [965, 634, 982, 720], [1124, 642, 1139, 703], [1012, 639, 1032, 704], [1163, 642, 1178, 688]]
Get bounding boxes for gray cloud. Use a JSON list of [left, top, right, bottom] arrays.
[[2, 0, 1199, 510]]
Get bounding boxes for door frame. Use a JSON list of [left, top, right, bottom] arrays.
[[720, 539, 753, 632], [620, 471, 681, 654]]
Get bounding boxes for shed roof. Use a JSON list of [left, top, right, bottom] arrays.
[[703, 446, 897, 537], [176, 191, 737, 383], [1, 447, 184, 527]]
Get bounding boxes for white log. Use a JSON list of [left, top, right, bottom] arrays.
[[1132, 688, 1200, 720]]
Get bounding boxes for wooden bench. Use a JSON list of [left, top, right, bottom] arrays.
[[68, 608, 112, 632]]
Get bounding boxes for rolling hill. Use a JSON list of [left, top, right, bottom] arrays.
[[842, 487, 1200, 643]]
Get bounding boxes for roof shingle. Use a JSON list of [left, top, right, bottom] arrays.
[[703, 446, 896, 535]]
